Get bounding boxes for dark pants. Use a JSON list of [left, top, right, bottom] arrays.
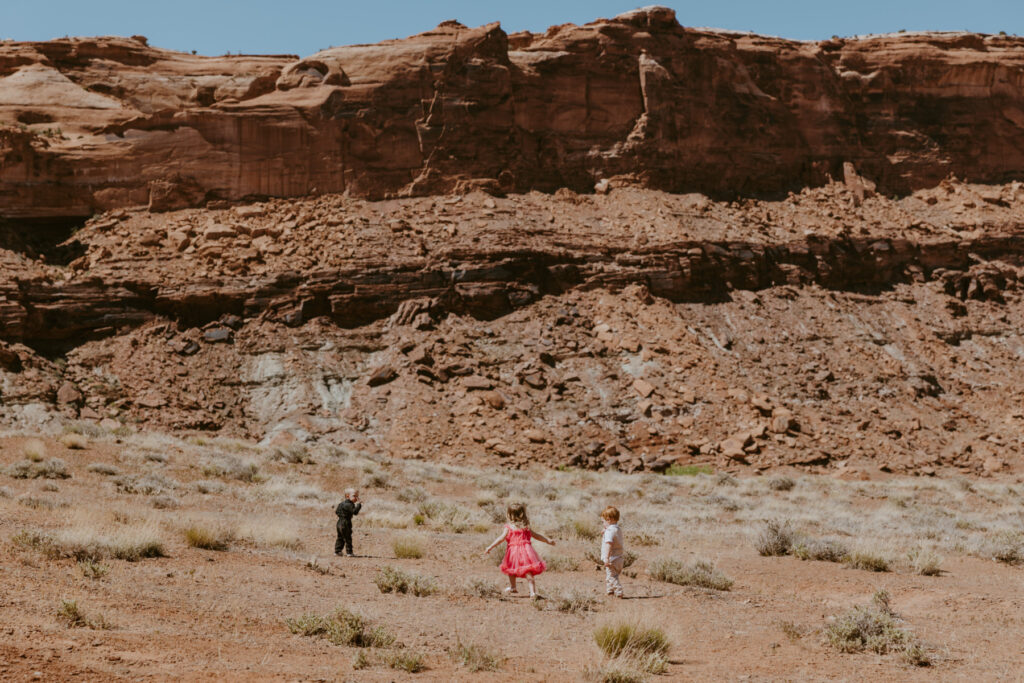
[[335, 522, 353, 555]]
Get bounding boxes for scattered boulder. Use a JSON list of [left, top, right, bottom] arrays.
[[367, 365, 397, 387], [56, 382, 83, 405]]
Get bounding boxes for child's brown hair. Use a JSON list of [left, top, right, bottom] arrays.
[[506, 502, 530, 528], [601, 506, 620, 523]]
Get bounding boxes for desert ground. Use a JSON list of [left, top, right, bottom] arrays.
[[1, 428, 1022, 682]]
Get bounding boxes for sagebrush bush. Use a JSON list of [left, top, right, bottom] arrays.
[[648, 558, 733, 591], [451, 641, 503, 672], [271, 444, 314, 464], [825, 590, 927, 664], [755, 520, 795, 556], [768, 476, 796, 492], [554, 590, 598, 614], [5, 458, 70, 480], [456, 578, 501, 599], [286, 608, 394, 647], [87, 463, 121, 476], [363, 472, 390, 489], [114, 474, 175, 495], [978, 531, 1024, 565], [374, 566, 437, 596], [202, 456, 264, 483]]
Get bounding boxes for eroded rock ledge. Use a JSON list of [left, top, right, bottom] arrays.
[[3, 7, 1024, 217]]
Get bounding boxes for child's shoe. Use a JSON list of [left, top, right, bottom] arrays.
[[504, 587, 518, 594]]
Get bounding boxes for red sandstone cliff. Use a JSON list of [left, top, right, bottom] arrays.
[[3, 7, 1024, 218]]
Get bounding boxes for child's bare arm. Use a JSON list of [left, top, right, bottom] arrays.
[[531, 531, 555, 546], [482, 527, 509, 554]]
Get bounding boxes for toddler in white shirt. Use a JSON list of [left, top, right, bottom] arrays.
[[601, 505, 625, 598]]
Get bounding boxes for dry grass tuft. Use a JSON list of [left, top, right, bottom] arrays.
[[455, 578, 502, 599], [286, 608, 395, 648], [238, 521, 303, 550], [392, 535, 425, 559], [843, 549, 891, 573], [78, 559, 109, 579], [22, 515, 167, 562], [57, 599, 113, 630], [59, 433, 89, 450], [648, 558, 733, 591], [977, 531, 1024, 565], [593, 621, 670, 676], [184, 524, 234, 551], [22, 439, 47, 461], [451, 641, 504, 672], [768, 476, 796, 492], [374, 566, 438, 596], [87, 463, 121, 476], [565, 518, 601, 541], [383, 649, 426, 673], [907, 547, 943, 576], [793, 538, 849, 563], [305, 557, 333, 575], [553, 589, 599, 614], [545, 553, 581, 571]]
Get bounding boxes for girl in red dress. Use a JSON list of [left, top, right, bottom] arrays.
[[482, 502, 556, 598]]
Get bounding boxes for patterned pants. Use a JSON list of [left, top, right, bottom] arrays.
[[605, 557, 624, 596]]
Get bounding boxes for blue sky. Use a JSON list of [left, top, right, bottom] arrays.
[[3, 1, 1022, 57]]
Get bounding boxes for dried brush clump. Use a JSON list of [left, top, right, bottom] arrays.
[[648, 558, 734, 591], [285, 608, 395, 648], [825, 590, 930, 666]]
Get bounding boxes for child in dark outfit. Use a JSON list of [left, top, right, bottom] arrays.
[[335, 488, 361, 556]]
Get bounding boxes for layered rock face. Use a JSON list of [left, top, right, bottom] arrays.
[[2, 9, 1024, 478], [3, 7, 1024, 218]]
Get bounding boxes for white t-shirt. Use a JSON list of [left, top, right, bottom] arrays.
[[602, 524, 624, 562]]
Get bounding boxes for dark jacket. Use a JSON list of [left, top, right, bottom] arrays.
[[335, 499, 361, 526]]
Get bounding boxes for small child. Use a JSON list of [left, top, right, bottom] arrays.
[[483, 502, 555, 598], [334, 488, 361, 556], [601, 506, 625, 598]]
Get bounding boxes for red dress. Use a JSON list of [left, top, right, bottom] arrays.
[[499, 524, 546, 577]]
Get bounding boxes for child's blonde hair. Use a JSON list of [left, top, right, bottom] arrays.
[[601, 506, 620, 523], [506, 502, 530, 529]]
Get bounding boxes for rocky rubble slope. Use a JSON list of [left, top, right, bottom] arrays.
[[2, 178, 1023, 478], [2, 7, 1024, 217]]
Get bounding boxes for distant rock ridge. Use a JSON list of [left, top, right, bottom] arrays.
[[2, 6, 1024, 217]]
